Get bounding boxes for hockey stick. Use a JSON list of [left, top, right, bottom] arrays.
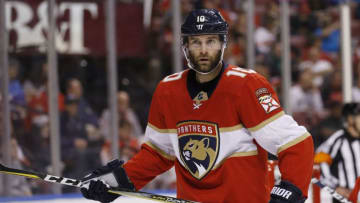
[[0, 163, 199, 203], [311, 178, 352, 203]]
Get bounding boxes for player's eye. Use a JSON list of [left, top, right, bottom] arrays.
[[207, 39, 218, 47], [190, 40, 200, 45]]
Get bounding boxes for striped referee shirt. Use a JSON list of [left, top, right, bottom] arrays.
[[317, 129, 360, 189]]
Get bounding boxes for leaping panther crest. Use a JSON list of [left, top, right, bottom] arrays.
[[178, 121, 219, 180]]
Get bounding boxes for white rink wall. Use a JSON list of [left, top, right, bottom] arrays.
[[0, 191, 175, 203], [0, 191, 176, 203], [0, 187, 334, 203], [4, 196, 168, 203]]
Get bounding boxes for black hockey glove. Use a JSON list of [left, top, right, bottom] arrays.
[[269, 181, 306, 203], [80, 159, 135, 203]]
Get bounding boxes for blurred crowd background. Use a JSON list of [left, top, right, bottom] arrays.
[[2, 0, 360, 197]]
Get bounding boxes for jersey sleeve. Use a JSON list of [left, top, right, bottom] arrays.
[[124, 143, 174, 190], [237, 73, 309, 155], [236, 72, 314, 197], [123, 84, 175, 190], [236, 72, 283, 128], [145, 83, 176, 157]]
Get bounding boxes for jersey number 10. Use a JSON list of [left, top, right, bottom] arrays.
[[226, 67, 256, 78]]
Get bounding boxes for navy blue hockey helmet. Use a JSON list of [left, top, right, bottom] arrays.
[[181, 9, 229, 74], [342, 102, 360, 118], [181, 9, 229, 37]]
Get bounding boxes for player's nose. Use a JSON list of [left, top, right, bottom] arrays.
[[199, 43, 208, 54]]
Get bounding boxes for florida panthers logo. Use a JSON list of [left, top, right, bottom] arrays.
[[177, 121, 219, 180]]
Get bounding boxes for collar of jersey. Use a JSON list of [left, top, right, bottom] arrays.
[[186, 62, 226, 100]]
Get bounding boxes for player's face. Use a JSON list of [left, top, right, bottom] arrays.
[[187, 35, 222, 73], [353, 115, 360, 137], [347, 114, 360, 137]]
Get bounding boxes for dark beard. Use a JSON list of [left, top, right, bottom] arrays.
[[188, 50, 222, 73]]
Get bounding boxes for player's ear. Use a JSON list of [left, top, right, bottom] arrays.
[[181, 36, 189, 46], [201, 138, 210, 148]]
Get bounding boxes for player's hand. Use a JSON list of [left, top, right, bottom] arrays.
[[81, 179, 118, 203], [80, 159, 135, 203], [269, 181, 305, 203], [335, 186, 351, 199]]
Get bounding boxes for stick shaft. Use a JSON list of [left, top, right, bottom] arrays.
[[0, 163, 199, 203], [311, 178, 352, 203]]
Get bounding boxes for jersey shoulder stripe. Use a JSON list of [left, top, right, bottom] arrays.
[[144, 142, 176, 161], [278, 133, 311, 153], [247, 111, 284, 132], [148, 122, 177, 134]]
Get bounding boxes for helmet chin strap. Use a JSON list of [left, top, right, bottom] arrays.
[[182, 43, 226, 75]]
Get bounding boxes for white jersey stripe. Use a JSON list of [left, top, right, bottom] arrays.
[[144, 125, 177, 157], [248, 111, 284, 132], [145, 124, 259, 169], [320, 162, 338, 188], [214, 128, 258, 166], [145, 142, 176, 161], [316, 130, 343, 154], [330, 138, 342, 158], [321, 163, 332, 180], [251, 114, 309, 155], [352, 140, 360, 177], [339, 162, 347, 187], [341, 139, 356, 188]]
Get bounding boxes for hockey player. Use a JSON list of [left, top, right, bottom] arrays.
[[80, 8, 314, 203], [315, 103, 360, 203]]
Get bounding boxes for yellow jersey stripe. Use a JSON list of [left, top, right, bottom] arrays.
[[277, 133, 311, 154], [212, 150, 258, 170], [248, 111, 285, 132], [145, 142, 176, 161], [148, 123, 244, 134]]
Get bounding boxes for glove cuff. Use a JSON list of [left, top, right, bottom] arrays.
[[112, 162, 135, 191], [82, 159, 135, 191], [270, 181, 305, 203]]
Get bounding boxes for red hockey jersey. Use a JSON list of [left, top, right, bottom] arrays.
[[124, 64, 314, 203]]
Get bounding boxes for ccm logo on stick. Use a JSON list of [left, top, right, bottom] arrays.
[[44, 175, 82, 187]]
